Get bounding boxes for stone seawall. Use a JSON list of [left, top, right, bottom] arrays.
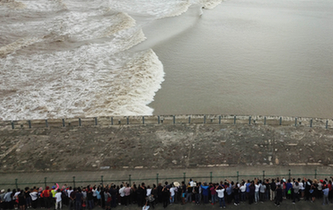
[[1, 115, 333, 173]]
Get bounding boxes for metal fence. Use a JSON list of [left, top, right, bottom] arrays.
[[2, 115, 333, 130], [1, 169, 330, 190]]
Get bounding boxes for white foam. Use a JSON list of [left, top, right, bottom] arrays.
[[0, 0, 221, 120], [0, 37, 41, 57]]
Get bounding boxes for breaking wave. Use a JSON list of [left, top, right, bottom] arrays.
[[0, 0, 221, 120]]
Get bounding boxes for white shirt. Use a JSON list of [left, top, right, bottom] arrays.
[[14, 191, 20, 199], [299, 182, 304, 190], [240, 185, 246, 193], [30, 192, 38, 201], [170, 187, 175, 196], [67, 190, 73, 198], [216, 189, 225, 198], [119, 187, 125, 197], [146, 189, 152, 196], [255, 184, 261, 192], [260, 184, 266, 193], [55, 192, 62, 202]]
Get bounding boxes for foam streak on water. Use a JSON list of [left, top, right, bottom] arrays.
[[0, 0, 221, 120]]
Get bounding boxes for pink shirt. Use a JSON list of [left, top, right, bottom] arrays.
[[124, 187, 131, 196]]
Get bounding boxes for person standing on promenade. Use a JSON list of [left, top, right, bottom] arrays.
[[29, 188, 38, 209], [169, 184, 175, 204], [215, 184, 226, 208], [75, 188, 83, 210], [109, 185, 117, 208], [119, 184, 125, 206], [124, 184, 131, 206], [68, 188, 75, 210], [322, 186, 329, 205], [185, 182, 192, 203], [86, 188, 93, 210], [162, 185, 169, 208], [260, 180, 266, 202], [270, 179, 276, 201], [233, 183, 240, 206], [180, 182, 186, 205], [54, 189, 62, 210], [201, 183, 209, 204], [3, 189, 12, 210], [245, 180, 251, 201], [275, 185, 282, 206], [42, 187, 51, 209], [209, 183, 216, 205], [292, 181, 300, 204], [239, 182, 246, 202], [248, 181, 255, 204], [0, 189, 6, 210]]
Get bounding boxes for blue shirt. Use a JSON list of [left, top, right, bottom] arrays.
[[201, 185, 209, 196], [323, 188, 329, 196], [246, 183, 251, 193]]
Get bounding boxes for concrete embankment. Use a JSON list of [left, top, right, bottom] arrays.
[[1, 115, 333, 174]]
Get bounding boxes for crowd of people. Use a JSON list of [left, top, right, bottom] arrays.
[[0, 177, 332, 210]]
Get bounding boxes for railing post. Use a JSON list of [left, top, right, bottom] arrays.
[[188, 116, 191, 124], [73, 176, 76, 188], [173, 115, 175, 124], [79, 118, 82, 126], [315, 169, 317, 179], [62, 119, 65, 127], [156, 173, 159, 186], [288, 169, 291, 179], [210, 172, 212, 183], [326, 120, 328, 129], [279, 117, 282, 125], [127, 117, 129, 125], [237, 171, 239, 183], [219, 116, 221, 124], [263, 170, 265, 181], [94, 117, 98, 126], [111, 117, 113, 125], [183, 172, 186, 184], [129, 174, 131, 186], [310, 119, 313, 127], [264, 117, 266, 125], [101, 175, 104, 186], [204, 115, 206, 124], [158, 116, 160, 124], [295, 117, 297, 127], [249, 116, 251, 125], [45, 119, 48, 128], [15, 178, 18, 189], [28, 120, 31, 129], [142, 116, 145, 124], [44, 177, 47, 189], [234, 116, 236, 125]]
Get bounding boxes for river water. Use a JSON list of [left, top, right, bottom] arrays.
[[0, 0, 332, 120], [140, 0, 333, 118]]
